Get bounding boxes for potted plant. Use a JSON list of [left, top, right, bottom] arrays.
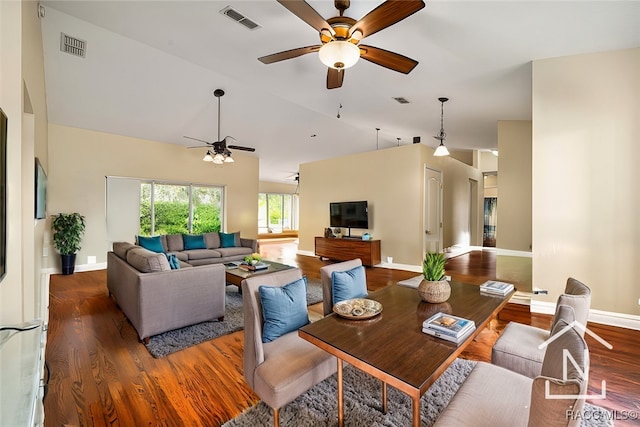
[[51, 212, 86, 275], [418, 252, 451, 303]]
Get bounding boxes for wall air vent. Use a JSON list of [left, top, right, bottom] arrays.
[[393, 97, 410, 104], [60, 33, 86, 58], [220, 6, 261, 30]]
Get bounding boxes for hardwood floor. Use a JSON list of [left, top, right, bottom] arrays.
[[44, 246, 640, 426]]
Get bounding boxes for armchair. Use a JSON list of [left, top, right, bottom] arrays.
[[242, 268, 336, 426], [491, 277, 591, 378]]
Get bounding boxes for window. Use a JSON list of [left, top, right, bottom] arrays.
[[258, 193, 298, 234], [140, 181, 223, 236]]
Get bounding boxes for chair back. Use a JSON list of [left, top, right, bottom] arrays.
[[529, 319, 589, 427], [319, 259, 364, 316], [241, 268, 304, 389], [557, 277, 591, 332]]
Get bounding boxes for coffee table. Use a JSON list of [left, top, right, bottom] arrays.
[[225, 260, 295, 290], [299, 281, 514, 427]]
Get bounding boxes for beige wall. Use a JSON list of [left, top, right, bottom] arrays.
[[532, 48, 640, 315], [299, 143, 483, 265], [46, 124, 259, 268], [259, 181, 297, 194], [0, 1, 49, 324]]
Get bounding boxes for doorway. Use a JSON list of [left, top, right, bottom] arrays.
[[483, 172, 498, 247], [423, 166, 443, 254]]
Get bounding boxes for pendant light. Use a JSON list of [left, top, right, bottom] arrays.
[[433, 97, 450, 157]]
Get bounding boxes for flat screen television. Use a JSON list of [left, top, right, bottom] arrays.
[[330, 201, 369, 230]]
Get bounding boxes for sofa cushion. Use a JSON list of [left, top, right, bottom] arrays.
[[220, 231, 240, 248], [165, 234, 184, 252], [215, 246, 252, 257], [331, 265, 367, 305], [183, 234, 206, 250], [184, 249, 222, 260], [165, 253, 181, 270], [259, 277, 310, 343], [112, 241, 137, 260], [137, 235, 165, 253], [204, 232, 221, 249], [126, 247, 171, 273]]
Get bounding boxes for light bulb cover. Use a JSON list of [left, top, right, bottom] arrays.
[[434, 142, 450, 157], [212, 153, 225, 164], [318, 41, 360, 70], [224, 155, 234, 163], [203, 151, 214, 162]]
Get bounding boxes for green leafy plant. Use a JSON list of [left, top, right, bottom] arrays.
[[51, 213, 86, 255], [422, 252, 446, 281]]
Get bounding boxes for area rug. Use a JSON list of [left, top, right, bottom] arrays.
[[222, 358, 613, 427], [145, 278, 324, 358]]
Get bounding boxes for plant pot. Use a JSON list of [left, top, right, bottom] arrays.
[[61, 254, 77, 275], [418, 279, 451, 303]]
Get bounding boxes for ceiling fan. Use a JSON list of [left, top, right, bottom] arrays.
[[258, 0, 425, 89], [185, 89, 255, 164]]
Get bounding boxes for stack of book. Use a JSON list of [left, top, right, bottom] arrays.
[[238, 262, 269, 271], [422, 312, 476, 345], [479, 280, 514, 296]]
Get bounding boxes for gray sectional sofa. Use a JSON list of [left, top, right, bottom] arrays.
[[107, 241, 228, 342], [149, 232, 258, 266]]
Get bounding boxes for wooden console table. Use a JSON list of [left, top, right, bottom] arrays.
[[314, 237, 381, 266]]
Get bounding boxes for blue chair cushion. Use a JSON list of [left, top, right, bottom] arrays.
[[183, 234, 206, 250], [137, 235, 164, 253], [259, 277, 309, 343], [331, 266, 368, 305]]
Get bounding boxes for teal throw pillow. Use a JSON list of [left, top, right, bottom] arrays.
[[137, 235, 164, 253], [259, 277, 309, 343], [183, 234, 206, 250], [219, 232, 237, 248], [165, 253, 181, 270], [331, 266, 368, 305]]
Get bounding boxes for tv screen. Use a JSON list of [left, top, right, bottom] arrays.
[[330, 201, 369, 229]]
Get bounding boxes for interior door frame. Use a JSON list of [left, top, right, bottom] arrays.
[[423, 166, 443, 254]]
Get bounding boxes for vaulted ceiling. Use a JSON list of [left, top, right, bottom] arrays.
[[40, 1, 640, 182]]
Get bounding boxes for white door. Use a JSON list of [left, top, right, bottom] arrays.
[[423, 166, 443, 254]]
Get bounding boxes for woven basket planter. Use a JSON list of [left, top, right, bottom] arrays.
[[418, 279, 451, 303]]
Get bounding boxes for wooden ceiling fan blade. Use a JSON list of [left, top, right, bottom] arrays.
[[327, 68, 344, 89], [349, 0, 425, 39], [184, 135, 212, 145], [277, 0, 335, 36], [228, 145, 256, 152], [359, 45, 419, 74], [258, 45, 321, 64]]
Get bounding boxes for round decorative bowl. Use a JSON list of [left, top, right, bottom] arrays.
[[418, 279, 451, 303]]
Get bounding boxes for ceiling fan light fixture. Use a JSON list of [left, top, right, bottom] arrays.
[[212, 153, 225, 164], [203, 150, 214, 162], [224, 154, 235, 163], [318, 40, 360, 70]]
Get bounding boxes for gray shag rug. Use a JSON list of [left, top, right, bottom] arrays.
[[145, 278, 324, 358], [223, 358, 612, 427]]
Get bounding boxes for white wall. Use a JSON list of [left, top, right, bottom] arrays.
[[46, 124, 259, 269], [532, 48, 640, 316], [299, 143, 483, 265]]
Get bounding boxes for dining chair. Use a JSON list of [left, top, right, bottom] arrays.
[[319, 259, 367, 316], [242, 268, 336, 426], [491, 277, 591, 378]]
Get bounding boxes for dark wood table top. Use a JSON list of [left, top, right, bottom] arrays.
[[225, 260, 294, 279], [299, 281, 513, 396]]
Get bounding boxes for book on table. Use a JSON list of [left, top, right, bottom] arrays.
[[480, 280, 515, 296], [238, 262, 269, 271], [422, 323, 477, 344], [422, 312, 475, 338]]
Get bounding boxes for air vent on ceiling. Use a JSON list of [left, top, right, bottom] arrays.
[[393, 97, 410, 104], [60, 32, 86, 58], [220, 6, 261, 30]]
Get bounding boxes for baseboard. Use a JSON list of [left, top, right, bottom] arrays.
[[531, 300, 640, 331], [42, 262, 107, 275]]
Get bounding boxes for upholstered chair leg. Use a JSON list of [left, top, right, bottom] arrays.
[[272, 407, 279, 427], [382, 381, 388, 414]]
